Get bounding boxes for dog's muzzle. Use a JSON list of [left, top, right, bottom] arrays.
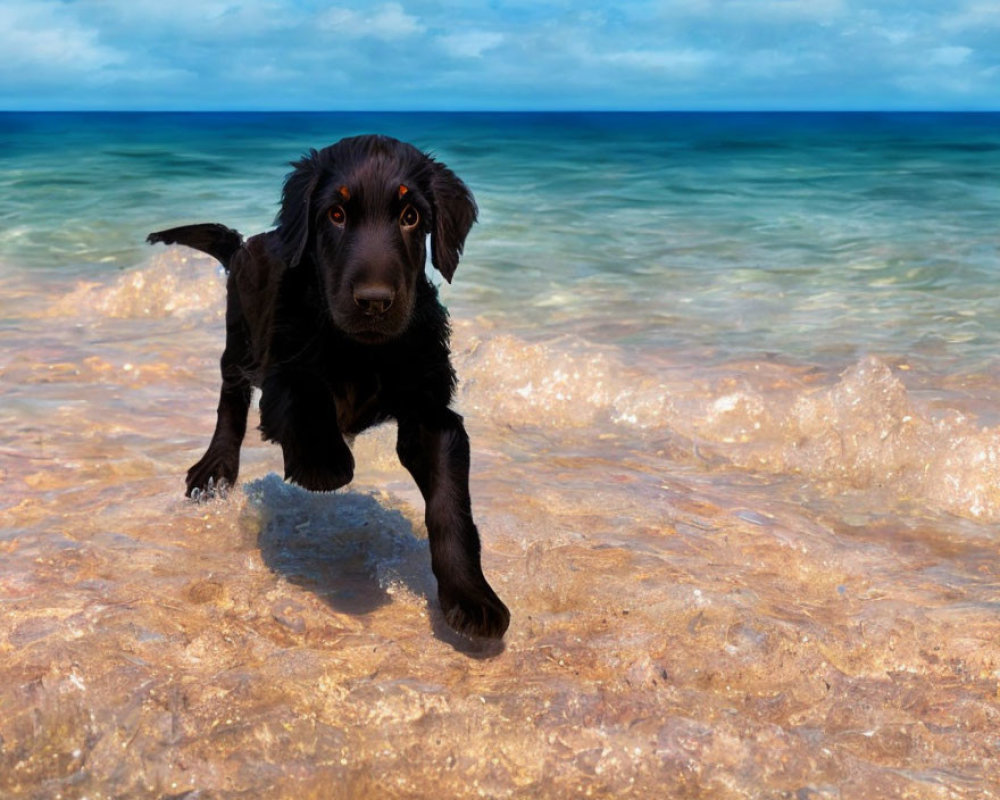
[[353, 284, 395, 317]]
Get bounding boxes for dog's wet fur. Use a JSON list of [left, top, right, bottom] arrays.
[[148, 135, 509, 639]]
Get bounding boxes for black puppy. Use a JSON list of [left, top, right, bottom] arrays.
[[148, 135, 509, 639]]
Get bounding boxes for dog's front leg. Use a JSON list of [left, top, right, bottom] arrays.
[[186, 381, 250, 497], [397, 411, 510, 639], [259, 369, 355, 492], [186, 282, 252, 497]]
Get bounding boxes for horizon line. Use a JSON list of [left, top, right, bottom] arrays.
[[2, 108, 1000, 115]]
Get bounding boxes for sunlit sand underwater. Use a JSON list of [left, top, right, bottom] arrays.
[[2, 113, 999, 798]]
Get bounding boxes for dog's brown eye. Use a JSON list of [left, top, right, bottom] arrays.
[[329, 205, 346, 226], [400, 205, 420, 229]]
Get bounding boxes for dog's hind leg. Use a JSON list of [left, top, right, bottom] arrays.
[[186, 275, 253, 498], [397, 410, 511, 639]]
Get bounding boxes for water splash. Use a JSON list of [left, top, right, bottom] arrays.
[[457, 329, 1000, 521], [45, 251, 225, 320]]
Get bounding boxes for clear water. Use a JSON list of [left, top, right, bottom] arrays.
[[2, 113, 999, 798]]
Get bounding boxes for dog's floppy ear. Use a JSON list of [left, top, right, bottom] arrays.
[[429, 161, 478, 284], [276, 149, 322, 268]]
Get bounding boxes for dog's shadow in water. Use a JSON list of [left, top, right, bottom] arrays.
[[245, 474, 504, 657]]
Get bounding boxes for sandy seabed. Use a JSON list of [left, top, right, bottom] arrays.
[[2, 256, 998, 798]]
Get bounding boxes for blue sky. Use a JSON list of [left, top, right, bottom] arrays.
[[1, 1, 998, 110]]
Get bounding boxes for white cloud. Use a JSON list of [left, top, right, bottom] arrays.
[[605, 48, 715, 75], [234, 62, 306, 84], [0, 2, 120, 72], [74, 0, 246, 37], [438, 31, 505, 59], [942, 2, 1000, 32], [664, 0, 846, 25], [875, 27, 913, 46], [0, 0, 997, 110], [320, 8, 355, 29], [369, 3, 425, 38], [728, 0, 845, 23], [318, 3, 425, 40], [929, 46, 973, 67], [740, 49, 799, 78]]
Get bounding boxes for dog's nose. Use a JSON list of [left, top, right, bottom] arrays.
[[353, 284, 395, 316]]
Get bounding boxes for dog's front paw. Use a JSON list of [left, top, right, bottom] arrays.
[[186, 448, 239, 499], [283, 441, 355, 492], [439, 582, 511, 639], [285, 461, 354, 492]]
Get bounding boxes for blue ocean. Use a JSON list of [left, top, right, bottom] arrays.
[[2, 113, 999, 797]]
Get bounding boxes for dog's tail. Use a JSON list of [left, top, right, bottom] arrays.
[[147, 223, 244, 271]]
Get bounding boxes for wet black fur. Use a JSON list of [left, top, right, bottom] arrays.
[[148, 135, 509, 639]]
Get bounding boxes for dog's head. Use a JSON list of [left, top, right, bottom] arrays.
[[275, 135, 477, 344]]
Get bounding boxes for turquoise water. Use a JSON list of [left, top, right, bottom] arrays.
[[3, 112, 999, 365], [2, 113, 1000, 797]]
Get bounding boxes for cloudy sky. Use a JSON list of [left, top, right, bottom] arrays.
[[1, 0, 998, 110]]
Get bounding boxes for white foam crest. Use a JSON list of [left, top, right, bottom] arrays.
[[701, 357, 1000, 520], [46, 251, 225, 320], [456, 333, 635, 428], [457, 332, 1000, 521]]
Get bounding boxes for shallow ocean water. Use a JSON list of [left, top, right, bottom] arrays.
[[1, 113, 999, 798]]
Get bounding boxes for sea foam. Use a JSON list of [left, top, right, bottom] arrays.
[[456, 328, 1000, 522], [46, 251, 225, 320], [39, 256, 1000, 522]]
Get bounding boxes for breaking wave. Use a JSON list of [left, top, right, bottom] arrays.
[[39, 257, 1000, 523], [456, 331, 1000, 522], [45, 251, 225, 320]]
